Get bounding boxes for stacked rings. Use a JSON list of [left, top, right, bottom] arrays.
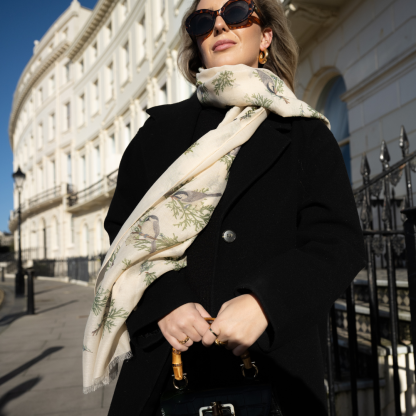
[[178, 336, 190, 345], [209, 328, 219, 338]]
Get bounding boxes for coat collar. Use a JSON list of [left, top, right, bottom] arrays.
[[147, 93, 292, 219]]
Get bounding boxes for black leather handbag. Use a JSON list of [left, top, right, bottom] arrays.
[[160, 318, 283, 416]]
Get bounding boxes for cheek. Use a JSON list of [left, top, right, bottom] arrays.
[[235, 26, 261, 52]]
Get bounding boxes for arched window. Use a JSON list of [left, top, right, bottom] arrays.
[[316, 76, 351, 181]]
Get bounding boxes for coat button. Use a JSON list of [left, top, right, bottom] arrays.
[[222, 230, 236, 243]]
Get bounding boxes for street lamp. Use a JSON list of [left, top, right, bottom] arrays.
[[12, 166, 26, 297]]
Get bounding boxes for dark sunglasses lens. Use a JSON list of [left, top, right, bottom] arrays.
[[223, 1, 250, 24], [189, 13, 215, 36]]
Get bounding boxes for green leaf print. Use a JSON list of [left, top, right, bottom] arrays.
[[92, 286, 110, 316], [106, 246, 120, 271], [92, 299, 129, 337], [239, 107, 257, 121], [166, 198, 215, 232], [165, 256, 187, 272], [299, 103, 305, 116], [196, 81, 209, 103], [220, 153, 236, 180], [144, 272, 157, 287], [212, 70, 236, 96], [184, 142, 199, 155], [244, 93, 273, 108], [122, 259, 132, 271], [307, 105, 325, 120], [83, 344, 93, 353]]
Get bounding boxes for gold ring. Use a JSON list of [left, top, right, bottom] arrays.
[[209, 328, 219, 338], [177, 336, 190, 345], [215, 339, 228, 346]]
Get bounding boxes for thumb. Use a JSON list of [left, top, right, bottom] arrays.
[[194, 303, 211, 319]]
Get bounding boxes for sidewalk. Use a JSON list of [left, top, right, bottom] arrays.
[[0, 278, 117, 416]]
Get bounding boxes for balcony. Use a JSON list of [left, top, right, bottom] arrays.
[[66, 169, 118, 213], [9, 184, 65, 232]]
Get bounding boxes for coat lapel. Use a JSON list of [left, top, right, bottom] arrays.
[[219, 115, 292, 220]]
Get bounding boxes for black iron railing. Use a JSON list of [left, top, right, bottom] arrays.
[[32, 254, 106, 283], [107, 169, 118, 188], [326, 126, 416, 416], [67, 179, 104, 207]]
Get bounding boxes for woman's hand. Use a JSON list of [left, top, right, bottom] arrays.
[[201, 294, 268, 356], [158, 303, 211, 352]]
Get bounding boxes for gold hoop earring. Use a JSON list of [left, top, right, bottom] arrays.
[[259, 49, 269, 65]]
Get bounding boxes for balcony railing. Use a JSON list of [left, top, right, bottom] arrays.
[[67, 169, 118, 209]]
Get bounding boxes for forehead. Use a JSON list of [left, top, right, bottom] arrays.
[[196, 0, 229, 11]]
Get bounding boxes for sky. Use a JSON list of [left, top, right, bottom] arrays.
[[0, 0, 99, 234]]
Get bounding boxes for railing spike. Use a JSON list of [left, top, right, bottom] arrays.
[[399, 126, 409, 157], [380, 140, 390, 169], [361, 153, 371, 177]]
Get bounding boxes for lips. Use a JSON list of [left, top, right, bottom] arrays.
[[212, 39, 236, 52]]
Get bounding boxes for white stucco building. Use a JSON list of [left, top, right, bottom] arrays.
[[9, 0, 416, 262]]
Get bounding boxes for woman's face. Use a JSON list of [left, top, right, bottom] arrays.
[[195, 0, 273, 69]]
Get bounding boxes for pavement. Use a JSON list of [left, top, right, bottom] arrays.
[[0, 278, 117, 416]]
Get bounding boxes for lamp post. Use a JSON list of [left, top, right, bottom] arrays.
[[12, 166, 26, 297]]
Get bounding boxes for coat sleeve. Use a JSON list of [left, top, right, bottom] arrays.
[[104, 115, 203, 349], [234, 120, 366, 352]]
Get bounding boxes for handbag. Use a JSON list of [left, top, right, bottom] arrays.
[[160, 318, 284, 416]]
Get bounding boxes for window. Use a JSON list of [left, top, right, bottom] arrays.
[[96, 220, 103, 254], [137, 18, 146, 62], [39, 165, 44, 191], [109, 134, 116, 154], [81, 155, 87, 189], [64, 62, 71, 83], [30, 135, 34, 156], [106, 63, 114, 100], [37, 123, 43, 148], [39, 87, 43, 105], [64, 102, 71, 130], [51, 160, 56, 187], [79, 94, 85, 125], [124, 122, 131, 148], [95, 145, 101, 180], [92, 80, 99, 114], [49, 75, 55, 94], [83, 223, 89, 256], [49, 113, 55, 139], [123, 42, 130, 81], [159, 84, 167, 105], [70, 216, 75, 244], [79, 59, 84, 76], [316, 76, 351, 182], [92, 42, 98, 61], [67, 154, 72, 186], [106, 21, 112, 42], [29, 98, 33, 116]]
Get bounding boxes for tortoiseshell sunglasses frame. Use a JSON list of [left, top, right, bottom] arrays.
[[185, 0, 262, 41]]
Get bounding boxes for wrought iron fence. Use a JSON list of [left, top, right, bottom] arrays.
[[326, 126, 416, 416], [32, 254, 106, 284]]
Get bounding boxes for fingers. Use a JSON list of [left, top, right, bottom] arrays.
[[202, 321, 220, 347], [194, 303, 211, 319], [165, 333, 194, 352]]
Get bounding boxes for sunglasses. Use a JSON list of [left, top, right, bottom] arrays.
[[185, 0, 262, 39]]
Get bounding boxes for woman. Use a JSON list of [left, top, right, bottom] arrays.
[[86, 0, 365, 414]]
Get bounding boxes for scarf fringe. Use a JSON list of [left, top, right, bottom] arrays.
[[83, 350, 133, 394]]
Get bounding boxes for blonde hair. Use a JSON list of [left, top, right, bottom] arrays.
[[177, 0, 299, 93]]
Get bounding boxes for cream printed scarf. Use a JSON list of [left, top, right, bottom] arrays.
[[82, 64, 330, 393]]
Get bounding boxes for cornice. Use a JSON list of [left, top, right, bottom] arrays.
[[9, 40, 70, 148], [66, 0, 116, 61]]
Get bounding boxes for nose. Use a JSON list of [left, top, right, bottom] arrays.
[[213, 14, 230, 35]]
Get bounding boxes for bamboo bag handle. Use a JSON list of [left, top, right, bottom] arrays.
[[172, 317, 254, 382]]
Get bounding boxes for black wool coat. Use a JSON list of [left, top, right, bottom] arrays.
[[105, 93, 366, 416]]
